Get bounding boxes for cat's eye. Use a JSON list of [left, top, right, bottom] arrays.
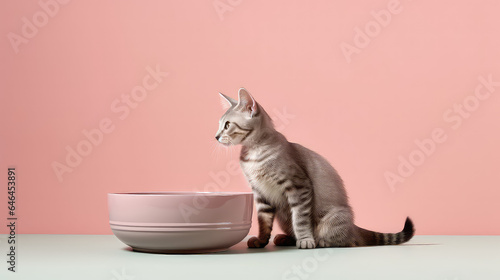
[[224, 121, 230, 129]]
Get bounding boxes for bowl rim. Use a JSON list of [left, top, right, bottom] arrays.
[[108, 191, 253, 197]]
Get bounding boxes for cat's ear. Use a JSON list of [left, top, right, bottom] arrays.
[[236, 88, 258, 118], [219, 92, 237, 110]]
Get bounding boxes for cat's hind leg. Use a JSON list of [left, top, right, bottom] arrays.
[[273, 234, 296, 246], [316, 207, 355, 247]]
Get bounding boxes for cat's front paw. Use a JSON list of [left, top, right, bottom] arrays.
[[296, 238, 316, 249], [247, 236, 268, 248]]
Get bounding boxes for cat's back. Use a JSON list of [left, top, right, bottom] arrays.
[[289, 142, 336, 173]]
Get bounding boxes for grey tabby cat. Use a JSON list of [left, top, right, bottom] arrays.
[[215, 88, 415, 249]]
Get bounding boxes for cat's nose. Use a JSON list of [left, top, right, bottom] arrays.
[[215, 136, 220, 141]]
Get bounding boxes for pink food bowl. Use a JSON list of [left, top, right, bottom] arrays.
[[108, 192, 253, 253]]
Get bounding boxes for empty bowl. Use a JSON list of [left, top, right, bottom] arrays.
[[108, 192, 253, 253]]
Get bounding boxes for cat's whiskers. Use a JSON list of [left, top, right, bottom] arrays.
[[210, 140, 223, 164], [210, 138, 235, 164], [224, 142, 229, 158]]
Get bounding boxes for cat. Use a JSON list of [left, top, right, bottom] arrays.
[[215, 88, 415, 249]]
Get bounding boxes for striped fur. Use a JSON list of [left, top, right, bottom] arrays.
[[216, 88, 415, 249]]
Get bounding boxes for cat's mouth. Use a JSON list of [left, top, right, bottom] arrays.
[[217, 137, 233, 146], [219, 140, 233, 146]]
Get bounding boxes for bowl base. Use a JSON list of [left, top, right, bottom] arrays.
[[131, 246, 230, 254]]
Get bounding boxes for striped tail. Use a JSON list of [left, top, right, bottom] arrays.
[[355, 217, 415, 246]]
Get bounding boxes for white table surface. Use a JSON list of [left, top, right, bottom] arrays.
[[0, 234, 499, 280]]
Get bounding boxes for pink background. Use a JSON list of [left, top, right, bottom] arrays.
[[1, 0, 499, 235]]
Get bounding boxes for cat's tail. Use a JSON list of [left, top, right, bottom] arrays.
[[354, 217, 415, 246]]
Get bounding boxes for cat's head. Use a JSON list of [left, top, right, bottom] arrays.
[[215, 88, 272, 146]]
